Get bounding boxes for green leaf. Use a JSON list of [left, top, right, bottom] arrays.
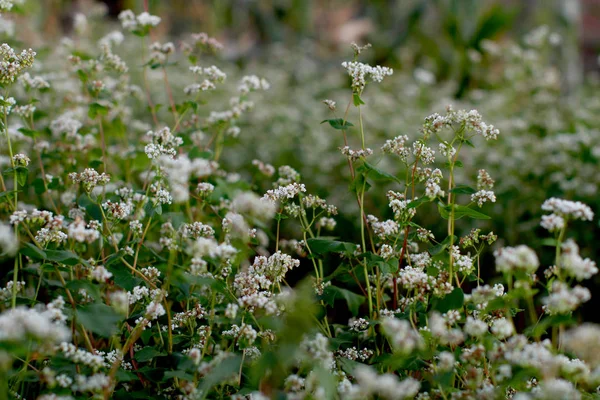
[[32, 178, 46, 195], [77, 303, 123, 338], [429, 235, 456, 256], [16, 167, 28, 186], [449, 185, 476, 195], [135, 347, 166, 362], [20, 243, 47, 260], [17, 127, 39, 138], [431, 287, 464, 313], [353, 93, 365, 106], [44, 249, 82, 265], [88, 102, 109, 119], [322, 286, 365, 315], [359, 162, 402, 184], [438, 204, 490, 220], [320, 118, 354, 130], [306, 238, 356, 256]]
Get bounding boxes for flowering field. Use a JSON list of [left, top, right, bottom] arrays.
[[2, 1, 600, 399]]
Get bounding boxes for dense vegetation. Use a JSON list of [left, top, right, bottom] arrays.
[[1, 1, 600, 399]]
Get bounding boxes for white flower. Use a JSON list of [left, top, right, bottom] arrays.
[[541, 197, 594, 221], [341, 61, 393, 92], [0, 222, 18, 256], [491, 317, 514, 339], [91, 266, 112, 282], [494, 245, 539, 274], [560, 239, 598, 280], [382, 317, 424, 354], [471, 190, 496, 207], [540, 213, 565, 232], [464, 317, 488, 337]]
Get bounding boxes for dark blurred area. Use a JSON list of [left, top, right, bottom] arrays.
[[40, 0, 600, 81]]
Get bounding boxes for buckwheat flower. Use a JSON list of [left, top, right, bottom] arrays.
[[541, 197, 594, 221], [543, 281, 591, 315], [464, 316, 488, 337], [0, 44, 36, 84], [491, 317, 514, 339], [69, 168, 110, 192], [0, 95, 15, 114], [180, 222, 214, 239], [540, 213, 565, 232], [238, 75, 270, 93], [470, 284, 504, 304], [341, 61, 393, 92], [348, 317, 369, 332], [0, 305, 71, 343], [98, 30, 125, 48], [299, 333, 335, 370], [438, 142, 456, 157], [58, 342, 104, 371], [261, 182, 306, 203], [379, 244, 394, 260], [67, 217, 99, 243], [494, 245, 539, 274], [413, 142, 435, 164], [477, 169, 494, 190], [102, 200, 132, 220], [471, 190, 496, 207], [146, 300, 166, 320], [382, 317, 424, 354], [90, 265, 112, 282], [560, 239, 598, 280], [323, 99, 336, 111], [353, 365, 420, 400], [0, 280, 24, 301], [155, 188, 172, 205], [382, 135, 410, 162], [534, 379, 580, 400], [13, 104, 35, 118], [0, 0, 14, 11], [436, 351, 455, 371], [388, 195, 417, 221], [367, 215, 399, 239], [225, 303, 239, 319], [18, 72, 50, 90], [196, 182, 214, 196], [563, 324, 600, 367], [0, 222, 17, 256]]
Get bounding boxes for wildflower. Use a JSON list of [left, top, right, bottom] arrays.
[[541, 197, 594, 221], [341, 61, 393, 92], [323, 99, 336, 111], [471, 190, 496, 207], [560, 239, 598, 280], [69, 168, 110, 193], [68, 218, 100, 243], [464, 317, 488, 337], [0, 43, 36, 84], [90, 266, 112, 282], [382, 135, 410, 162], [0, 222, 17, 256], [543, 281, 591, 315], [477, 169, 495, 190], [382, 317, 424, 354], [563, 324, 600, 367], [261, 183, 306, 203], [491, 317, 515, 339], [494, 245, 539, 274]]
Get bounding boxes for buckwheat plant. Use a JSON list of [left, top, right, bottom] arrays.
[[1, 4, 600, 400]]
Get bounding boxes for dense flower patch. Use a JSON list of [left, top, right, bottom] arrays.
[[1, 1, 600, 399]]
